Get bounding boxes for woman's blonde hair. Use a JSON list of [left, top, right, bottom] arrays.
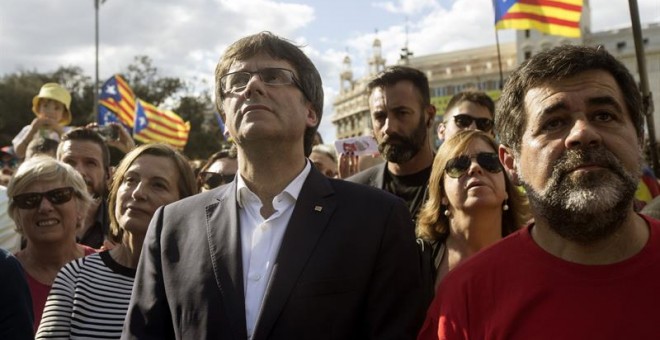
[[7, 156, 93, 233], [108, 143, 198, 243], [416, 130, 529, 241]]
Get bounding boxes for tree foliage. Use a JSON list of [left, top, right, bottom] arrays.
[[0, 57, 224, 161]]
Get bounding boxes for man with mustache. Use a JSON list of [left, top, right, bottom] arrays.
[[348, 66, 436, 224], [418, 45, 660, 339]]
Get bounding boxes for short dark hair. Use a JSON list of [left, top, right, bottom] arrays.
[[367, 66, 431, 107], [57, 128, 111, 171], [199, 144, 238, 175], [26, 137, 60, 159], [445, 91, 495, 118], [215, 31, 324, 157], [496, 45, 643, 153]]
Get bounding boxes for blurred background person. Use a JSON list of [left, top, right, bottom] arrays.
[[310, 144, 338, 178], [37, 143, 197, 339], [0, 146, 19, 186], [197, 144, 238, 192], [416, 130, 528, 292], [436, 90, 495, 146], [1, 185, 20, 253], [25, 138, 59, 160], [7, 156, 94, 332], [13, 83, 73, 159], [57, 128, 112, 249]]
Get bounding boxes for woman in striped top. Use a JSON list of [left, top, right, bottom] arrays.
[[36, 143, 198, 339]]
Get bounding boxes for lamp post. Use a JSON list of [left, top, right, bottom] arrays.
[[93, 0, 105, 118]]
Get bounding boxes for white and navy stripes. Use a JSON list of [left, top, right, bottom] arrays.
[[36, 251, 136, 339]]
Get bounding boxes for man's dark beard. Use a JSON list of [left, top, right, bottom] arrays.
[[377, 116, 427, 164], [520, 146, 640, 245]]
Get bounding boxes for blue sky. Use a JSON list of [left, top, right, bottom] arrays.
[[1, 0, 658, 143]]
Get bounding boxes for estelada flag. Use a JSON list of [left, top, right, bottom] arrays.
[[99, 74, 136, 127], [494, 0, 583, 38], [133, 99, 191, 150]]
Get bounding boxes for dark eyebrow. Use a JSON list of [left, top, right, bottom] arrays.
[[540, 101, 568, 116], [540, 95, 624, 116], [588, 96, 624, 112]]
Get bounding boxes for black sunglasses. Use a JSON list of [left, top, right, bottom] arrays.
[[445, 152, 502, 178], [13, 187, 76, 209], [200, 172, 235, 190], [448, 114, 494, 132]]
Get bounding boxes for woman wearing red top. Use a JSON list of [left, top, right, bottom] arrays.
[[7, 156, 95, 332]]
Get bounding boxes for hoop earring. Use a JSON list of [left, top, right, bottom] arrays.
[[503, 200, 509, 211]]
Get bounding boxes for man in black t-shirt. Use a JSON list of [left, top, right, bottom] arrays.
[[347, 66, 436, 223]]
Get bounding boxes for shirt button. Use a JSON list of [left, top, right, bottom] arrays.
[[249, 273, 261, 281]]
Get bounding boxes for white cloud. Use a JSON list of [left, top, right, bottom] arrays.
[[372, 0, 439, 15]]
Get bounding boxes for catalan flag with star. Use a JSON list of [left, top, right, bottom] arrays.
[[133, 99, 191, 149], [98, 74, 136, 127], [493, 0, 583, 38]]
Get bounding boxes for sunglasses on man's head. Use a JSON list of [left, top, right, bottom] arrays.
[[199, 172, 235, 190], [445, 152, 502, 178], [13, 187, 76, 209], [448, 114, 494, 132]]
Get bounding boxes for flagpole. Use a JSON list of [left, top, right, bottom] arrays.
[[494, 28, 504, 90], [628, 0, 658, 175], [94, 0, 101, 119]]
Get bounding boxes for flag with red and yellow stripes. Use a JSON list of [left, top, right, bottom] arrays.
[[99, 74, 136, 127], [493, 0, 583, 38], [133, 99, 190, 149]]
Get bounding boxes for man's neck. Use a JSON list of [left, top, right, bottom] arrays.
[[531, 211, 650, 265], [387, 144, 434, 176], [238, 145, 307, 213]]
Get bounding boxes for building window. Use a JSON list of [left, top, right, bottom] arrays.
[[524, 51, 532, 60], [525, 30, 530, 38]]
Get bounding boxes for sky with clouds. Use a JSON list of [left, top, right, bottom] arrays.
[[1, 0, 658, 143]]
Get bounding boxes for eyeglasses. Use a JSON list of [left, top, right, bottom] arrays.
[[446, 114, 494, 132], [199, 172, 235, 190], [445, 152, 502, 178], [220, 67, 306, 95], [13, 187, 76, 209]]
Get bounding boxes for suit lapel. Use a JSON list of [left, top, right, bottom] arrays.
[[204, 182, 248, 339], [372, 162, 387, 189], [252, 168, 337, 339]]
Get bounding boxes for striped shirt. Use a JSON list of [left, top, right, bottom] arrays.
[[35, 251, 136, 339]]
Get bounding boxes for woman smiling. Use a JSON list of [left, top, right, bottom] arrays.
[[7, 156, 95, 332]]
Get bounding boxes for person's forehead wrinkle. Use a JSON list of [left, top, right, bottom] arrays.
[[588, 95, 624, 112]]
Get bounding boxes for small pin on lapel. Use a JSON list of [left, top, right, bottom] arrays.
[[314, 206, 323, 212]]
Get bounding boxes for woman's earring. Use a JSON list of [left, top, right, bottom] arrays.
[[443, 205, 451, 217], [503, 200, 509, 211]]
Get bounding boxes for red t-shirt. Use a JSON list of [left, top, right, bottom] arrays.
[[418, 215, 660, 340], [22, 245, 96, 332]]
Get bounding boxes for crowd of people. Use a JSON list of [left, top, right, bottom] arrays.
[[1, 31, 660, 339]]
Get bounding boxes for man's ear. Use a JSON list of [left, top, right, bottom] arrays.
[[499, 145, 520, 186], [425, 104, 436, 128], [306, 105, 319, 128], [437, 123, 446, 141]]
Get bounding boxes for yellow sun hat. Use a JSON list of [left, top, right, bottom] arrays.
[[31, 83, 72, 125]]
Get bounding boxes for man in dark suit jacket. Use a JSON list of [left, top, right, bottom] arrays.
[[122, 32, 424, 340], [347, 66, 436, 223]]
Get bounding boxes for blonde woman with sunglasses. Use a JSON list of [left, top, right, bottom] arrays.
[[7, 156, 95, 332], [416, 130, 529, 293]]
